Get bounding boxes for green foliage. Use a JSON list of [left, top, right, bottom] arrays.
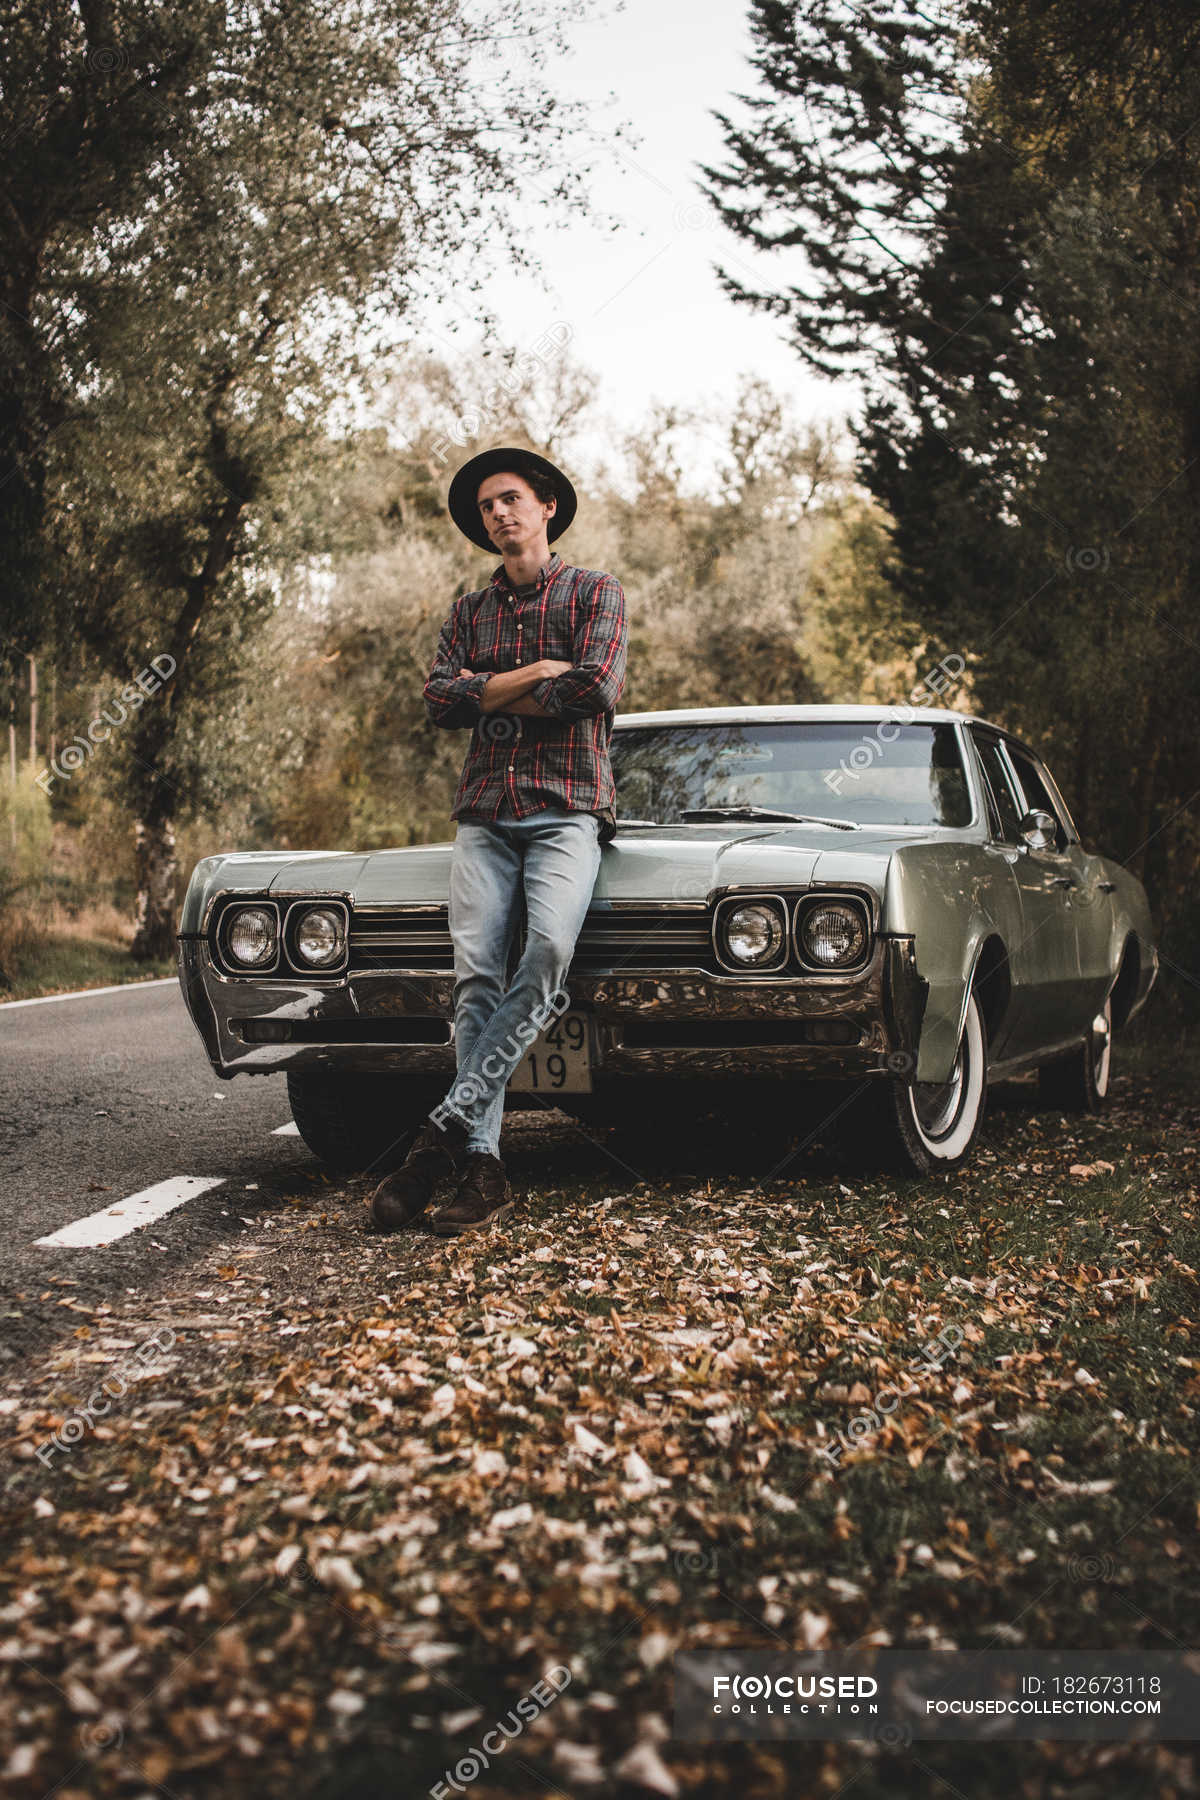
[[0, 762, 53, 887], [1, 0, 596, 951], [705, 0, 1200, 1012], [0, 763, 52, 987]]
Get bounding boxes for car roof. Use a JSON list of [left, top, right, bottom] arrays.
[[613, 704, 995, 730]]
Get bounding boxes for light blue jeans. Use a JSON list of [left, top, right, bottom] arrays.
[[432, 808, 602, 1156]]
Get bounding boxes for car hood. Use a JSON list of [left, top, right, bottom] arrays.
[[178, 824, 929, 932], [274, 823, 913, 903]]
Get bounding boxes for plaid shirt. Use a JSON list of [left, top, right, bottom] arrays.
[[424, 550, 627, 843]]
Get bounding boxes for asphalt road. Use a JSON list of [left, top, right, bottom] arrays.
[[0, 972, 1052, 1369], [0, 976, 316, 1360]]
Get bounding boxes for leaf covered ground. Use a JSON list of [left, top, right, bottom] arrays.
[[2, 1039, 1198, 1799]]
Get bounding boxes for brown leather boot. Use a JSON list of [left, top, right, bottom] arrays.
[[428, 1151, 514, 1236], [369, 1113, 470, 1230]]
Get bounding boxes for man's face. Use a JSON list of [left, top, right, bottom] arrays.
[[476, 470, 556, 554]]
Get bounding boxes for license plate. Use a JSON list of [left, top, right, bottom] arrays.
[[508, 1009, 593, 1093]]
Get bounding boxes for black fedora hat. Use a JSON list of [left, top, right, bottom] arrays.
[[447, 446, 577, 552]]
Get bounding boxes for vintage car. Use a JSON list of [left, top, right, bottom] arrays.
[[175, 705, 1157, 1175]]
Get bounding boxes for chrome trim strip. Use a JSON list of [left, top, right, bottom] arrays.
[[350, 899, 711, 913], [348, 933, 452, 946], [348, 939, 712, 948]]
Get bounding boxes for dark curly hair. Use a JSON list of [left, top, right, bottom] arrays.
[[485, 452, 559, 510]]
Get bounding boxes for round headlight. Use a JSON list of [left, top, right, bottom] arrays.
[[224, 905, 277, 968], [800, 901, 868, 968], [292, 905, 347, 968], [722, 902, 786, 966]]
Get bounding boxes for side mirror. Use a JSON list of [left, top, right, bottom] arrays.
[[1019, 808, 1058, 851]]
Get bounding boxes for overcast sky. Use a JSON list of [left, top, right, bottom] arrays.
[[412, 0, 858, 491]]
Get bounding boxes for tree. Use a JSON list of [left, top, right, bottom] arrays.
[[595, 377, 898, 713], [0, 1, 228, 696], [1, 0, 593, 955], [704, 0, 1200, 974]]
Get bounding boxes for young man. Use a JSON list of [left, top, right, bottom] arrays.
[[369, 446, 627, 1237]]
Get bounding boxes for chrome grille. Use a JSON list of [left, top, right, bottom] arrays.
[[574, 906, 713, 971], [348, 903, 716, 975], [348, 906, 451, 972]]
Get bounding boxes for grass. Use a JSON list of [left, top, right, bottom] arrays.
[[0, 898, 175, 1000]]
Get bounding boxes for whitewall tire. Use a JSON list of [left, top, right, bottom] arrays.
[[876, 990, 988, 1174], [1038, 994, 1112, 1114]]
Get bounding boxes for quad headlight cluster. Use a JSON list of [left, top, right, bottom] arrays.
[[214, 900, 349, 976], [713, 893, 871, 973]]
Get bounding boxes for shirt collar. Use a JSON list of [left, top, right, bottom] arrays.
[[490, 550, 563, 595]]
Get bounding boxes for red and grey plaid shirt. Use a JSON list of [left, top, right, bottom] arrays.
[[424, 550, 627, 843]]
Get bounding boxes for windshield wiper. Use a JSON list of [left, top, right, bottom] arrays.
[[678, 806, 858, 830], [614, 817, 662, 827]]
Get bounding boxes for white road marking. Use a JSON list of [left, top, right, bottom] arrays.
[[272, 1121, 300, 1136], [34, 1176, 226, 1248], [0, 977, 177, 1011]]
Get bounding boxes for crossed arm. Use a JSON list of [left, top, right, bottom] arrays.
[[466, 662, 573, 716], [423, 575, 627, 730]]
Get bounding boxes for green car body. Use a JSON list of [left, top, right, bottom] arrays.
[[176, 706, 1156, 1171]]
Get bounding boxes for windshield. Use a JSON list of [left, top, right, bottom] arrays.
[[610, 721, 973, 829]]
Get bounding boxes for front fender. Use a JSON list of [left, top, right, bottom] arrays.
[[1100, 858, 1158, 1023], [883, 842, 1021, 1083]]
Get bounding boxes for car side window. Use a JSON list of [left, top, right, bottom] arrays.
[[969, 730, 1024, 844], [1004, 746, 1071, 850]]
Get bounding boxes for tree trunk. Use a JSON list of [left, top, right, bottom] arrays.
[[130, 814, 179, 961], [7, 679, 16, 853], [1126, 708, 1161, 885]]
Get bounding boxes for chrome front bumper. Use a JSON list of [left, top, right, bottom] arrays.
[[176, 935, 928, 1083]]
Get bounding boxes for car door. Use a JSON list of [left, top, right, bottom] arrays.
[[1004, 742, 1115, 1024], [990, 734, 1093, 1050], [968, 728, 1079, 1056]]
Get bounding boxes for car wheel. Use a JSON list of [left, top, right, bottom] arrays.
[[1037, 995, 1112, 1114], [872, 991, 988, 1175], [285, 1070, 443, 1173]]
